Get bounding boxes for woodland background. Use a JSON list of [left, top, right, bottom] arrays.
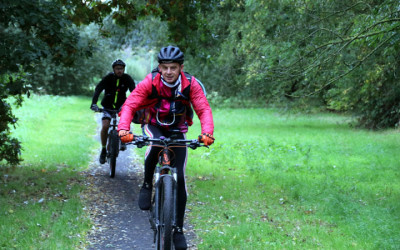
[[1, 0, 399, 165]]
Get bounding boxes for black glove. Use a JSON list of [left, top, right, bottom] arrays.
[[90, 104, 100, 112]]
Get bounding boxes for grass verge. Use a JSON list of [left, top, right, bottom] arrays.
[[184, 108, 400, 249], [0, 95, 97, 249]]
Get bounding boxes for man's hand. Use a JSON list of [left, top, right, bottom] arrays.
[[90, 104, 100, 112], [200, 133, 215, 146], [119, 130, 133, 143], [119, 130, 129, 137]]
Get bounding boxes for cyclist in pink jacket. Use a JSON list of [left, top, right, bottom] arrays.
[[118, 46, 214, 249]]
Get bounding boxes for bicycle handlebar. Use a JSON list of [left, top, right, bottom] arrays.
[[125, 134, 207, 150]]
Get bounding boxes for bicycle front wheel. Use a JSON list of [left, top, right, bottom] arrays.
[[108, 130, 120, 178], [156, 175, 174, 250]]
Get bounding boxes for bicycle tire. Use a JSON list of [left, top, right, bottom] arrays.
[[156, 175, 174, 250], [108, 130, 120, 178], [155, 182, 162, 250]]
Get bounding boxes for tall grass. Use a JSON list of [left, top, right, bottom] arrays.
[[0, 95, 97, 249], [184, 108, 400, 249]]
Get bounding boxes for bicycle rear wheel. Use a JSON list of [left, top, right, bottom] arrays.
[[108, 130, 120, 178], [156, 175, 174, 250]]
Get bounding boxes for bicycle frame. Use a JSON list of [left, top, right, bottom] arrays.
[[96, 108, 121, 178], [108, 111, 119, 134]]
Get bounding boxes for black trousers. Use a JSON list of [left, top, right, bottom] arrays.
[[142, 124, 188, 228]]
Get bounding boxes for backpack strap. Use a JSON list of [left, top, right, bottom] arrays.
[[184, 72, 207, 97], [194, 78, 207, 97], [183, 72, 192, 83], [151, 67, 160, 81]]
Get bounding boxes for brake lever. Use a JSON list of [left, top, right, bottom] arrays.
[[189, 141, 205, 149], [134, 136, 149, 148]]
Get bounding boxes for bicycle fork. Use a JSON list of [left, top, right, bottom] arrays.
[[151, 148, 178, 238]]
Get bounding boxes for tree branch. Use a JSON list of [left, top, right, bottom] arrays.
[[278, 18, 400, 73], [311, 1, 371, 25], [314, 18, 400, 50], [287, 33, 397, 98]]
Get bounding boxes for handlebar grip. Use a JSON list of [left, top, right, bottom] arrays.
[[121, 133, 134, 143]]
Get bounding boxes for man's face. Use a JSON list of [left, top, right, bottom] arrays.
[[113, 65, 125, 77], [159, 63, 183, 83]]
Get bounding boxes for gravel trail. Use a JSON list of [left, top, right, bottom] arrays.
[[82, 115, 197, 249]]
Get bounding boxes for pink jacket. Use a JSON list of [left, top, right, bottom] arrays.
[[118, 71, 214, 134]]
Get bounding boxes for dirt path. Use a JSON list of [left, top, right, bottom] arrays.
[[82, 115, 197, 249]]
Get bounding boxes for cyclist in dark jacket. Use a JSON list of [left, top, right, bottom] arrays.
[[91, 59, 135, 164]]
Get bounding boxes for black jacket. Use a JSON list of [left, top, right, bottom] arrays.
[[91, 73, 135, 110]]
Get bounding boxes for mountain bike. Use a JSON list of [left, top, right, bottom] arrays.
[[127, 134, 206, 250], [95, 108, 122, 178]]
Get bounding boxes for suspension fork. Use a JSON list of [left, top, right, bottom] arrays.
[[156, 147, 178, 228]]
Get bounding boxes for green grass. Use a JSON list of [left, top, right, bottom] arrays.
[[2, 97, 399, 249], [13, 95, 96, 168], [0, 95, 97, 249], [184, 108, 400, 249]]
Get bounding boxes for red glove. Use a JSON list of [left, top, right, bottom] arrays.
[[200, 133, 215, 146], [120, 133, 134, 143]]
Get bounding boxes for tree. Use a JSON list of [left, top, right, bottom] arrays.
[[267, 0, 400, 128], [0, 0, 174, 165], [1, 0, 89, 165], [182, 0, 400, 128]]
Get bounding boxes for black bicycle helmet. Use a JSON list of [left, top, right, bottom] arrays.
[[112, 59, 126, 68], [157, 46, 184, 64]]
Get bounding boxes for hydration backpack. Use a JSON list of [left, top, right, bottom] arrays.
[[132, 68, 206, 124]]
